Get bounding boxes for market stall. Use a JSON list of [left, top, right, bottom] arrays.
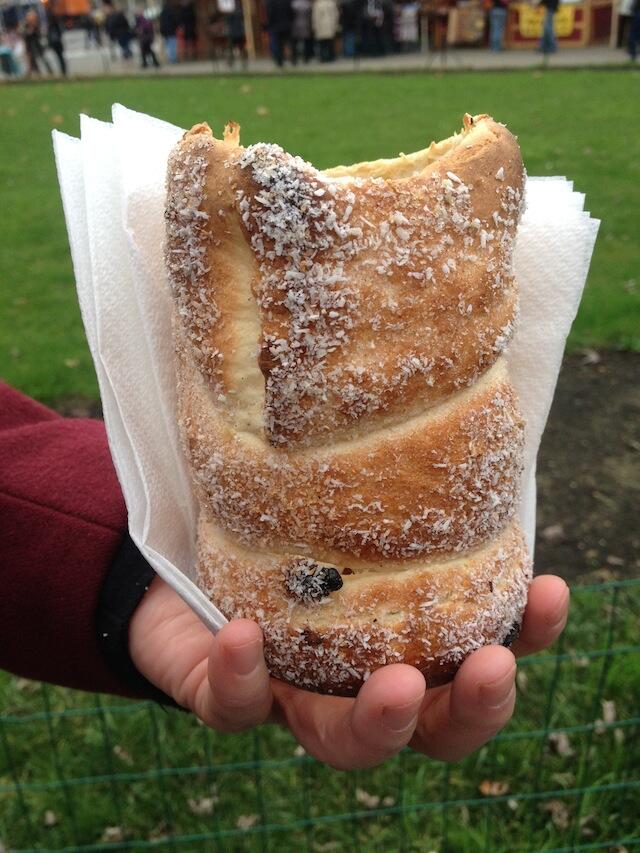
[[505, 0, 613, 48]]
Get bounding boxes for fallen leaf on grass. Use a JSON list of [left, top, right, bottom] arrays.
[[548, 731, 574, 757], [355, 788, 380, 808], [540, 523, 564, 543], [240, 83, 252, 93], [51, 114, 64, 125], [595, 699, 617, 733], [293, 744, 306, 757], [606, 555, 625, 567], [113, 745, 133, 765], [236, 814, 259, 830], [479, 780, 509, 797], [540, 799, 571, 830], [256, 105, 269, 116], [64, 358, 80, 369], [580, 348, 601, 365], [14, 677, 37, 692], [507, 798, 519, 811], [516, 670, 528, 691], [101, 827, 125, 842], [188, 796, 217, 816], [43, 810, 58, 827]]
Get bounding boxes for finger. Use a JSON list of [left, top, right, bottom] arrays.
[[196, 619, 273, 733], [274, 664, 426, 770], [411, 645, 516, 762], [511, 575, 570, 658]]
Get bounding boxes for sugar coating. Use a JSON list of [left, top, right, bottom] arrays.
[[165, 118, 532, 693]]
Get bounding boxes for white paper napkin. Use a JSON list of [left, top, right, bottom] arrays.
[[53, 106, 599, 634]]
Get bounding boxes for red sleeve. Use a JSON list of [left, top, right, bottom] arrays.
[[0, 382, 142, 696]]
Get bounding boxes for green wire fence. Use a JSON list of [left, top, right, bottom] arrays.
[[1, 578, 639, 852]]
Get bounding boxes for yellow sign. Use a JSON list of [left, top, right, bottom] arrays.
[[517, 4, 577, 38]]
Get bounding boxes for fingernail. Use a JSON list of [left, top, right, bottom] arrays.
[[228, 638, 262, 675], [479, 666, 516, 708], [546, 586, 570, 628], [382, 700, 420, 734]]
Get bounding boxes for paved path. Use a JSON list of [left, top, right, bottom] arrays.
[[21, 29, 636, 79]]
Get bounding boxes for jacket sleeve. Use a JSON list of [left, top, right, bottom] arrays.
[[0, 382, 173, 702]]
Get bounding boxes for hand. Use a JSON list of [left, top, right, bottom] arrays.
[[129, 574, 569, 770]]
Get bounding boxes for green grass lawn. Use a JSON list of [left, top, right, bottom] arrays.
[[1, 70, 639, 405], [1, 580, 639, 851]]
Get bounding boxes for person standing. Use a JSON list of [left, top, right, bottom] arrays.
[[22, 8, 53, 75], [180, 0, 198, 60], [266, 0, 294, 66], [340, 0, 362, 56], [104, 1, 134, 60], [292, 0, 314, 62], [46, 6, 67, 76], [135, 5, 160, 67], [159, 0, 179, 62], [538, 0, 558, 54], [488, 0, 508, 51], [313, 0, 339, 60], [217, 0, 248, 67], [629, 0, 640, 59]]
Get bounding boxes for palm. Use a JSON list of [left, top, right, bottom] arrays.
[[130, 574, 568, 769]]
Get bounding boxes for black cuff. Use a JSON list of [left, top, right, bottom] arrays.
[[97, 533, 184, 709]]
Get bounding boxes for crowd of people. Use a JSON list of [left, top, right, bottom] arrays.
[[1, 0, 639, 78]]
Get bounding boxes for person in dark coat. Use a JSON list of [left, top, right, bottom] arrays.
[[340, 0, 363, 57], [104, 0, 134, 59], [46, 6, 67, 75], [22, 8, 53, 75], [538, 0, 558, 54], [629, 0, 640, 59], [180, 0, 198, 59], [135, 5, 160, 67], [218, 0, 248, 67], [266, 0, 294, 66], [159, 0, 179, 62]]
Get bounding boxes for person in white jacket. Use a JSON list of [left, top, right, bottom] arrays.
[[312, 0, 339, 60]]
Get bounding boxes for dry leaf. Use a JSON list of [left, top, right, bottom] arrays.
[[355, 788, 380, 809], [64, 358, 80, 369], [382, 796, 395, 807], [541, 523, 564, 543], [548, 731, 574, 757], [606, 556, 625, 567], [602, 700, 617, 724], [113, 745, 133, 765], [236, 814, 259, 830], [240, 83, 252, 93], [43, 810, 58, 827], [516, 670, 528, 691], [293, 744, 306, 757], [256, 105, 269, 116], [479, 780, 509, 797], [507, 798, 519, 811], [572, 656, 590, 668], [541, 799, 570, 830], [51, 114, 64, 125], [14, 677, 37, 692], [101, 827, 125, 842], [188, 796, 217, 816], [580, 347, 601, 365]]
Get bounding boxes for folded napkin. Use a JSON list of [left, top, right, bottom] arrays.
[[53, 105, 599, 633]]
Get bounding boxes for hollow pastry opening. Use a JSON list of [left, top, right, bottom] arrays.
[[322, 113, 484, 181]]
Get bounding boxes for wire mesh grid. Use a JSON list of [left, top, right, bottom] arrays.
[[1, 578, 639, 852]]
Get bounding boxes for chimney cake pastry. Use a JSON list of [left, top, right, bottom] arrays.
[[165, 114, 532, 695]]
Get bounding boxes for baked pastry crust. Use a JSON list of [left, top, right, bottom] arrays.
[[165, 114, 532, 695]]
